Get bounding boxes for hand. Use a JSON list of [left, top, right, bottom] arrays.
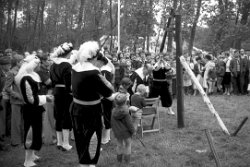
[[46, 95, 54, 103]]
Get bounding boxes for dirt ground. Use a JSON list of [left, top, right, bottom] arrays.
[[0, 94, 250, 167]]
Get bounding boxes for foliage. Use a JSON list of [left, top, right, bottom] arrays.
[[0, 0, 249, 54]]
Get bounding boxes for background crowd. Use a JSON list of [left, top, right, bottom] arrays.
[[0, 46, 250, 165]]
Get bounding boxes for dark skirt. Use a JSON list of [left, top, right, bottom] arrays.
[[223, 72, 231, 86], [70, 102, 103, 165], [149, 81, 172, 107]]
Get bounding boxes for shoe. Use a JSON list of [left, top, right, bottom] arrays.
[[62, 129, 72, 151], [56, 145, 66, 151], [167, 108, 175, 115]]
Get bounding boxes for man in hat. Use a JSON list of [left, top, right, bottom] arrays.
[[0, 56, 11, 141]]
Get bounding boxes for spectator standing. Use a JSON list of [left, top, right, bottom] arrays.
[[4, 54, 24, 146], [0, 56, 11, 140], [229, 51, 241, 95], [223, 53, 232, 95]]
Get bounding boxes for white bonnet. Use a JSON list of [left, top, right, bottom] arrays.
[[77, 41, 100, 64], [51, 42, 73, 58], [15, 55, 41, 85]]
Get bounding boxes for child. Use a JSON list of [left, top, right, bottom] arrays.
[[130, 84, 147, 132], [111, 93, 135, 164], [117, 77, 132, 103]]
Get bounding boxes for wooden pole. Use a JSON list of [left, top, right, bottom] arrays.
[[117, 0, 120, 52], [159, 9, 174, 53], [204, 129, 222, 167], [232, 117, 248, 136], [175, 14, 184, 128], [180, 56, 230, 135]]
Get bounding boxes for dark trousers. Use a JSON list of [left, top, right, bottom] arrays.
[[244, 70, 249, 93], [23, 105, 44, 150], [102, 99, 113, 129], [0, 99, 11, 137], [149, 81, 172, 107], [71, 103, 102, 165], [231, 72, 241, 94], [54, 87, 72, 131]]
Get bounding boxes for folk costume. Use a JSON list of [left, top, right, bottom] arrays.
[[50, 42, 74, 151], [71, 41, 114, 167], [129, 64, 152, 97], [149, 59, 175, 115], [15, 55, 50, 167], [100, 58, 115, 145]]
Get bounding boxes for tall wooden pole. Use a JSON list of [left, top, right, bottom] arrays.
[[175, 14, 184, 128], [159, 9, 174, 53], [117, 0, 121, 52]]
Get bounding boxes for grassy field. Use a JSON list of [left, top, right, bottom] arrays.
[[0, 94, 250, 167]]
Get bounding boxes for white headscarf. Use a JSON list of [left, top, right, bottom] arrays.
[[15, 55, 41, 86]]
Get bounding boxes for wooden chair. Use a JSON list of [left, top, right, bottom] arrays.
[[139, 96, 160, 138]]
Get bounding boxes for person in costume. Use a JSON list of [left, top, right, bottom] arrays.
[[100, 56, 115, 145], [50, 42, 74, 151], [129, 63, 153, 97], [15, 55, 53, 167], [148, 54, 175, 115], [71, 41, 115, 167]]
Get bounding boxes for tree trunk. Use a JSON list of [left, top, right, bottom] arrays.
[[0, 0, 6, 49], [146, 0, 153, 52], [75, 0, 85, 47], [31, 0, 41, 50], [167, 0, 178, 53], [11, 0, 19, 47], [64, 0, 69, 41], [24, 0, 31, 50], [38, 0, 45, 49], [6, 0, 13, 48], [109, 0, 113, 51], [188, 0, 202, 56], [93, 0, 104, 41]]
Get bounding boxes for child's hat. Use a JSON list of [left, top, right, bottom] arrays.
[[115, 93, 127, 106]]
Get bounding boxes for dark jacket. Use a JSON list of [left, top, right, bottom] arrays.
[[216, 60, 226, 77], [111, 105, 135, 140]]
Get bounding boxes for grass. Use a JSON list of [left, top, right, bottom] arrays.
[[0, 94, 250, 167]]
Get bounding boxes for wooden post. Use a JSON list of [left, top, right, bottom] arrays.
[[159, 9, 174, 53], [175, 14, 184, 128], [204, 129, 222, 167], [232, 117, 248, 136], [180, 56, 230, 135]]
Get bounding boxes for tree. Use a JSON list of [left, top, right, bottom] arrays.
[[188, 0, 202, 56]]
